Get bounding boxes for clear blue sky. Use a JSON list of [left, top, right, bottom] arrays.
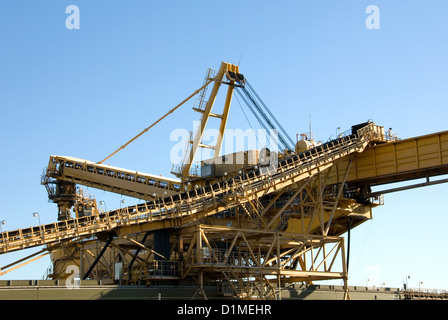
[[1, 1, 447, 291]]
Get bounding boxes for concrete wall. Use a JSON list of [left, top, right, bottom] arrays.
[[281, 284, 401, 300], [0, 281, 403, 300]]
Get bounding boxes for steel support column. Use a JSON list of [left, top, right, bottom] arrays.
[[82, 234, 114, 280]]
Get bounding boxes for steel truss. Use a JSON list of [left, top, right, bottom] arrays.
[[40, 160, 378, 300], [1, 62, 447, 301], [180, 224, 350, 300]]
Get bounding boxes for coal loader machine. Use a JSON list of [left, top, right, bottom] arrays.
[[1, 62, 448, 300]]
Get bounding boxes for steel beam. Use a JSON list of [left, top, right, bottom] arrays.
[[82, 234, 114, 280]]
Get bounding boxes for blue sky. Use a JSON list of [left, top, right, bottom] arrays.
[[1, 1, 447, 291]]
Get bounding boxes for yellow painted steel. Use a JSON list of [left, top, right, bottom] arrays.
[[1, 60, 448, 298], [44, 155, 181, 200], [327, 130, 448, 187], [181, 62, 241, 179], [0, 125, 375, 254]]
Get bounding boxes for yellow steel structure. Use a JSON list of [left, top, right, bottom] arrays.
[[0, 62, 447, 300], [43, 155, 182, 200], [328, 130, 448, 188], [178, 62, 243, 179]]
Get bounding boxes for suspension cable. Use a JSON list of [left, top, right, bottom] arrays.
[[246, 81, 296, 148], [98, 79, 214, 164], [236, 83, 294, 151]]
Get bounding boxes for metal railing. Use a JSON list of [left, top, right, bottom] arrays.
[[0, 124, 380, 254]]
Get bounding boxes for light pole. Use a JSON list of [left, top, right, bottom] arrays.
[[120, 199, 125, 209], [33, 212, 44, 240], [0, 220, 5, 244], [100, 201, 107, 212], [33, 212, 41, 226], [404, 275, 410, 291]]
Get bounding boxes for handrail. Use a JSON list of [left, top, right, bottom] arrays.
[[0, 124, 380, 254]]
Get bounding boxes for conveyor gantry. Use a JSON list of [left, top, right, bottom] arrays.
[[2, 60, 448, 300], [42, 155, 182, 200], [328, 129, 448, 191], [0, 122, 383, 255]]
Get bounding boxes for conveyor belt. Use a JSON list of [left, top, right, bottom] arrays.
[[43, 156, 182, 200], [326, 129, 448, 188], [0, 123, 382, 254]]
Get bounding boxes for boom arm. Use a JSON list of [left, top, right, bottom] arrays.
[[43, 155, 182, 201]]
